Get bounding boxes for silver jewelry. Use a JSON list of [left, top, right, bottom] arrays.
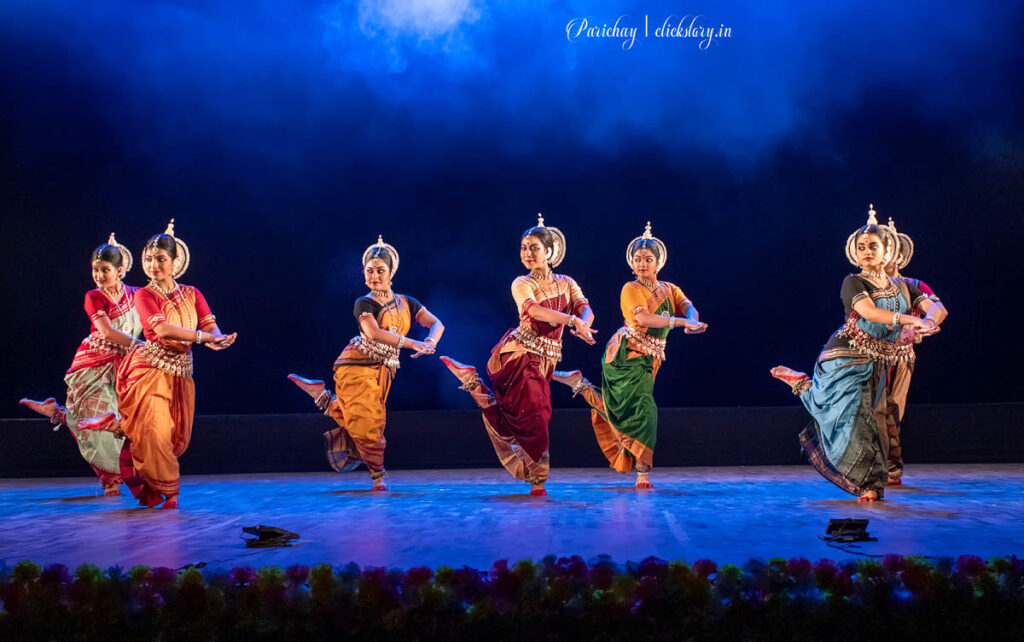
[[371, 289, 394, 300], [148, 280, 179, 298], [529, 270, 553, 281], [636, 277, 658, 293], [396, 335, 405, 349], [567, 314, 578, 327], [101, 283, 125, 299], [668, 316, 676, 330], [195, 330, 203, 344], [860, 270, 886, 279], [892, 311, 900, 326]]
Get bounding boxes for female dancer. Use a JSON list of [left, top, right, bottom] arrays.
[[882, 217, 948, 485], [288, 236, 444, 491], [81, 221, 236, 508], [551, 222, 707, 488], [770, 206, 934, 501], [440, 214, 596, 495], [20, 235, 142, 495]]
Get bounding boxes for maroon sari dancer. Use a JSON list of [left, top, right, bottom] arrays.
[[441, 214, 596, 495]]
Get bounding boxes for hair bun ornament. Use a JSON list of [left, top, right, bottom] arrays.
[[845, 203, 901, 267], [626, 221, 668, 271], [888, 217, 915, 270], [534, 213, 567, 268], [163, 219, 191, 279], [362, 235, 400, 276], [107, 232, 133, 273]]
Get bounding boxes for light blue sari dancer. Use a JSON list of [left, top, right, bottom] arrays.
[[771, 206, 934, 501]]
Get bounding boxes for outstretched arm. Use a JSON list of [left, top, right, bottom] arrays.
[[93, 316, 142, 348], [526, 303, 597, 345], [414, 309, 444, 357], [853, 298, 929, 329], [634, 300, 707, 333], [359, 315, 433, 355]]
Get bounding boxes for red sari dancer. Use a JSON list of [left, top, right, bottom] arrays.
[[20, 235, 142, 495], [882, 217, 948, 485], [440, 214, 597, 495], [288, 236, 444, 491], [81, 221, 236, 508]]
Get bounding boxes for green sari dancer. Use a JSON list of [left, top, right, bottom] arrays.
[[554, 222, 707, 488]]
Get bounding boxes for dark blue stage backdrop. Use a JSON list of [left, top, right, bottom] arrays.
[[1, 1, 1022, 417]]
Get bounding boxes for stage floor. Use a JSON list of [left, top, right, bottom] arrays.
[[2, 464, 1022, 570]]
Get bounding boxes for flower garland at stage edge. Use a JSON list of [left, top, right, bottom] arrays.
[[1, 554, 1021, 639]]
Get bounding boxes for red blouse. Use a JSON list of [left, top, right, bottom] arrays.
[[67, 287, 139, 373]]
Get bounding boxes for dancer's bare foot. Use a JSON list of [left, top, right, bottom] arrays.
[[78, 412, 121, 435], [552, 370, 583, 390], [529, 482, 547, 496], [161, 496, 179, 509], [439, 356, 478, 386], [635, 472, 654, 489], [103, 484, 122, 497], [287, 374, 325, 400], [857, 490, 880, 502], [371, 480, 387, 491], [770, 366, 810, 393], [20, 397, 58, 419], [887, 475, 903, 487]]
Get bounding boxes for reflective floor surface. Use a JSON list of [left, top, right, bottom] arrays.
[[2, 464, 1022, 570]]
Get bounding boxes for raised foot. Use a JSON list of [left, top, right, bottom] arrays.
[[287, 374, 325, 400], [439, 356, 481, 388], [161, 497, 179, 509], [103, 484, 122, 497], [857, 490, 881, 502], [552, 370, 583, 389], [78, 412, 120, 434], [19, 397, 58, 419], [887, 476, 903, 487], [770, 366, 810, 394]]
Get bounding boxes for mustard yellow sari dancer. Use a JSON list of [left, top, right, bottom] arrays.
[[81, 221, 237, 509], [552, 223, 706, 488], [289, 236, 444, 490]]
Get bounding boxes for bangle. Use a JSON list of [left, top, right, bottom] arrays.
[[397, 335, 405, 349], [567, 314, 577, 327], [195, 330, 203, 344], [668, 316, 676, 330], [892, 311, 900, 326], [424, 337, 437, 346]]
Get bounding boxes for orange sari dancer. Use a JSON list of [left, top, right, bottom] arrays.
[[81, 221, 236, 509], [289, 236, 443, 490], [552, 223, 707, 488], [440, 214, 596, 495]]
